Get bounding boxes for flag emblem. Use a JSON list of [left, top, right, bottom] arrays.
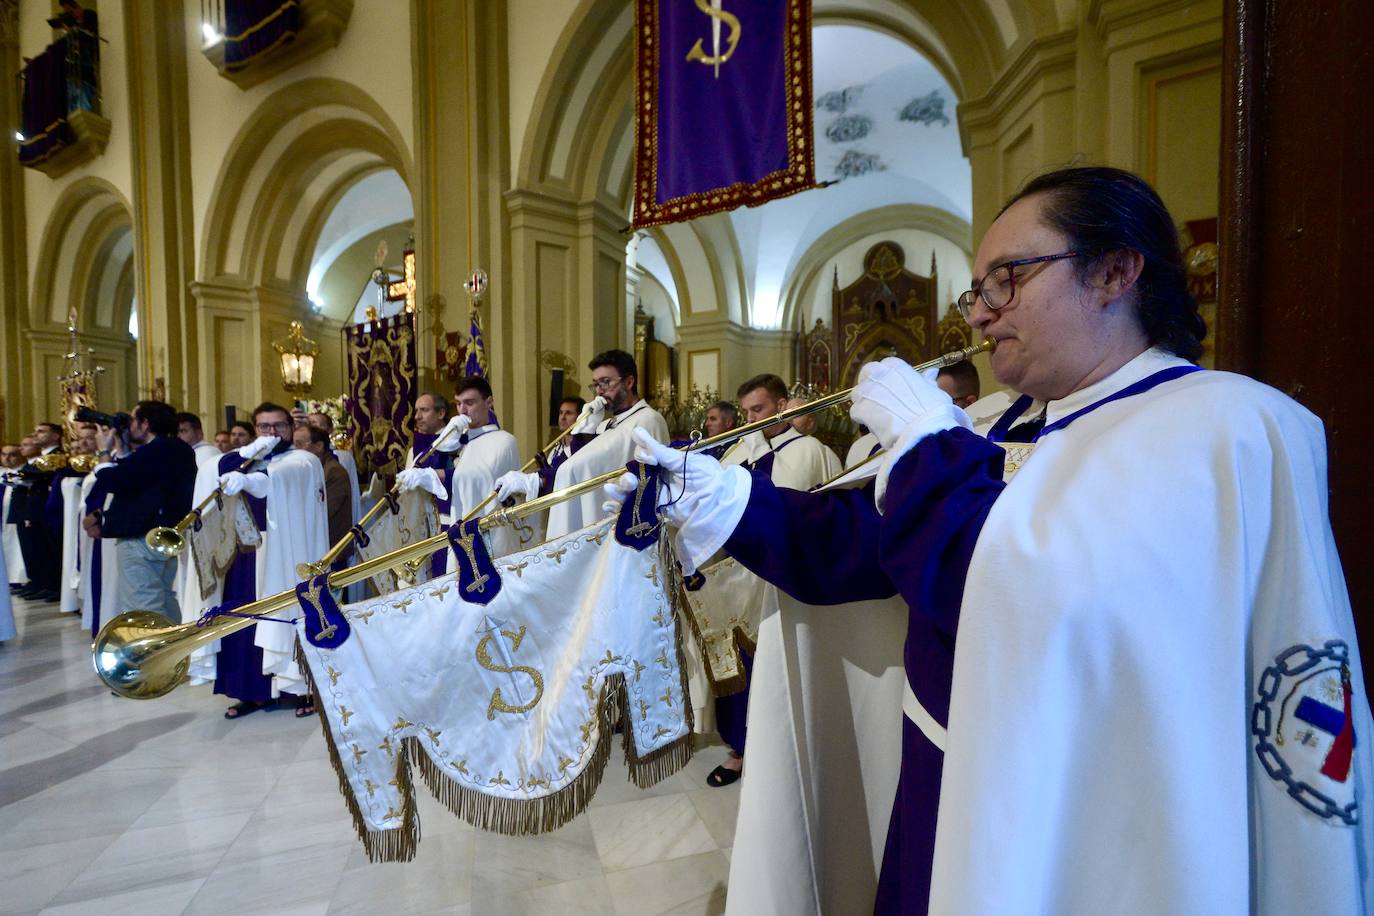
[[1251, 640, 1358, 825]]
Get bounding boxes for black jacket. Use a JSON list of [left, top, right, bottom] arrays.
[[90, 436, 197, 539]]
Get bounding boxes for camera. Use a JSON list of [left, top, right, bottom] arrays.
[[75, 406, 131, 431]]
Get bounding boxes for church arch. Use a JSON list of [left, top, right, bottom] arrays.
[[200, 77, 414, 292], [28, 177, 139, 415]]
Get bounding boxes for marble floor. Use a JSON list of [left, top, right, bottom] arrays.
[[0, 596, 740, 915]]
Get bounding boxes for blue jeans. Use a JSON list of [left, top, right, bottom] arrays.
[[115, 538, 178, 621]]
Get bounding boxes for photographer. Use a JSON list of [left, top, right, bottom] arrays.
[[85, 401, 197, 620]]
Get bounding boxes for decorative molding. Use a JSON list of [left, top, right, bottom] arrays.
[[956, 29, 1077, 154], [202, 0, 353, 90]]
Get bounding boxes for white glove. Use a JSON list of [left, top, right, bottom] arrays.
[[494, 470, 541, 503], [603, 429, 752, 574], [432, 415, 473, 453], [849, 357, 972, 511], [219, 471, 269, 499], [570, 395, 609, 435], [396, 467, 446, 498], [240, 435, 280, 461]]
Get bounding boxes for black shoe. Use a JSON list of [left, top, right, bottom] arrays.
[[37, 589, 60, 603], [13, 585, 38, 599]]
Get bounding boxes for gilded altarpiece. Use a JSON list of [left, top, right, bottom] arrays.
[[799, 241, 972, 391]]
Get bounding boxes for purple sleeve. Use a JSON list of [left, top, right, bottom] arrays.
[[723, 475, 897, 605], [722, 427, 1007, 630], [877, 427, 1007, 636]]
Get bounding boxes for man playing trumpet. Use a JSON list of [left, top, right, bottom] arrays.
[[608, 167, 1372, 914]]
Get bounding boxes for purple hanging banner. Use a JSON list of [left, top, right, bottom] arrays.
[[343, 314, 418, 480], [631, 0, 815, 229]]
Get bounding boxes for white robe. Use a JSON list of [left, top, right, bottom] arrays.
[[932, 349, 1373, 914], [184, 448, 329, 696], [845, 431, 879, 468], [58, 476, 84, 613], [0, 521, 14, 641], [729, 351, 1373, 915], [448, 426, 522, 558], [545, 401, 669, 540], [192, 441, 222, 468], [2, 474, 27, 585], [685, 429, 842, 735], [253, 449, 329, 695], [720, 427, 841, 491], [78, 475, 118, 633]]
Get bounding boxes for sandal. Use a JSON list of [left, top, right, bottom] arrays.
[[295, 699, 316, 718], [224, 700, 267, 719], [706, 764, 742, 788]]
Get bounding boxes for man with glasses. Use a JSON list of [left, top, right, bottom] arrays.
[[191, 402, 328, 719], [496, 349, 668, 539], [610, 167, 1371, 913]]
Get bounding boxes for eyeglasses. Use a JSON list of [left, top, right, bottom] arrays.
[[587, 376, 622, 393], [956, 251, 1082, 320], [255, 420, 292, 433]]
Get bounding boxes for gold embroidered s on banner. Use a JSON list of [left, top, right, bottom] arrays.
[[294, 517, 694, 863]]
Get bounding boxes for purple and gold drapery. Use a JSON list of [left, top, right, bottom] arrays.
[[631, 0, 814, 229], [18, 40, 75, 166], [344, 314, 417, 479], [224, 0, 300, 71]]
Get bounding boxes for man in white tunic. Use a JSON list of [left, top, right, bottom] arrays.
[[185, 404, 329, 717], [707, 373, 841, 787], [177, 412, 223, 468], [616, 166, 1372, 914], [1, 445, 29, 589], [398, 376, 522, 557], [496, 349, 668, 540]]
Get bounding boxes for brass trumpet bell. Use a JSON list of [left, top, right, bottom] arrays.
[[144, 525, 186, 558], [91, 610, 191, 699]]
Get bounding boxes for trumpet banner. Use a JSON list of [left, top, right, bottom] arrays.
[[353, 489, 440, 594], [295, 516, 694, 862], [681, 556, 769, 696], [187, 495, 261, 601]]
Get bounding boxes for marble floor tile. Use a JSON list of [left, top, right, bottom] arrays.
[[0, 834, 119, 915], [47, 809, 254, 906], [471, 815, 605, 898], [587, 794, 718, 872], [329, 829, 475, 914], [603, 850, 730, 916], [474, 873, 618, 916], [38, 876, 206, 916], [686, 786, 740, 850]]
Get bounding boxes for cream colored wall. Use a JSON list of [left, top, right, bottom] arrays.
[[505, 0, 583, 180], [181, 3, 415, 270], [20, 2, 135, 296]]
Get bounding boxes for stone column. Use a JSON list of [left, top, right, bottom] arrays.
[[122, 0, 199, 408]]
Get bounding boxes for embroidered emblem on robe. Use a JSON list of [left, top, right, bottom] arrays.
[[1252, 640, 1358, 825]]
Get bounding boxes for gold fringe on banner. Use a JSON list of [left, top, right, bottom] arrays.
[[296, 531, 698, 862]]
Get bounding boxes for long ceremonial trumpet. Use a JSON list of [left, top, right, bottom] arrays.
[[296, 424, 465, 579], [92, 339, 992, 700], [143, 451, 264, 559]]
